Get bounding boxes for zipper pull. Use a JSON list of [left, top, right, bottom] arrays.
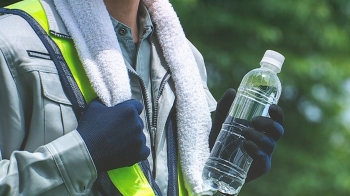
[[151, 126, 156, 148]]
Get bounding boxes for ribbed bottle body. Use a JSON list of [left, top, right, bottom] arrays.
[[203, 66, 281, 195]]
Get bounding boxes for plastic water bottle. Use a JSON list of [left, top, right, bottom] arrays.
[[202, 50, 285, 195]]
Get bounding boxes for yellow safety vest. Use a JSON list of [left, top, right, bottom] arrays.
[[6, 0, 189, 195]]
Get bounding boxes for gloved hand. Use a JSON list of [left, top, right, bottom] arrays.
[[209, 88, 236, 150], [77, 99, 150, 172], [209, 88, 284, 184], [242, 104, 284, 183]]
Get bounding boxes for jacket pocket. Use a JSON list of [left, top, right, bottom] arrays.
[[40, 72, 72, 105], [39, 72, 77, 144]]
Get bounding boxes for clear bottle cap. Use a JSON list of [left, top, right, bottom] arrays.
[[260, 50, 285, 73]]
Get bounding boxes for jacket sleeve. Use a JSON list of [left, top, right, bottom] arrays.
[[0, 48, 97, 195]]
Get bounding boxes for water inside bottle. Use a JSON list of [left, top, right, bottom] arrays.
[[203, 118, 252, 195], [203, 85, 279, 194]]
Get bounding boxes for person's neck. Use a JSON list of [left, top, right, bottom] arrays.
[[104, 0, 140, 43]]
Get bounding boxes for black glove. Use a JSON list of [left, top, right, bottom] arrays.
[[242, 104, 284, 183], [209, 89, 284, 184], [209, 88, 236, 150], [77, 99, 150, 172]]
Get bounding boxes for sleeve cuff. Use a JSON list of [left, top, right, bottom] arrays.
[[45, 130, 97, 195]]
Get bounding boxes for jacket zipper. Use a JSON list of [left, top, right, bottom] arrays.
[[152, 69, 171, 131], [128, 67, 171, 172], [131, 36, 173, 190], [133, 38, 156, 155], [151, 70, 171, 178], [127, 68, 171, 149], [127, 69, 154, 149]]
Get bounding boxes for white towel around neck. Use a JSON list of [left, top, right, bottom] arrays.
[[53, 0, 214, 194]]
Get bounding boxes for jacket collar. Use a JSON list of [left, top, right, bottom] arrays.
[[40, 0, 71, 38], [40, 0, 154, 40]]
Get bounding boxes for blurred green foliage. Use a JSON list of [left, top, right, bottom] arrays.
[[2, 0, 350, 195], [0, 0, 15, 7], [171, 0, 350, 195]]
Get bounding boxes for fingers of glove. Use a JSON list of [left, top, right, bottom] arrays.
[[80, 99, 144, 124], [245, 147, 271, 183], [209, 132, 220, 150], [121, 99, 144, 114], [107, 145, 150, 169], [215, 88, 236, 121], [123, 113, 147, 149], [252, 116, 284, 142], [132, 128, 148, 154], [244, 140, 271, 171], [107, 126, 149, 169], [113, 99, 144, 116], [242, 127, 276, 155], [79, 99, 105, 120], [109, 100, 144, 131], [87, 98, 104, 108], [121, 138, 150, 167], [269, 104, 284, 125], [127, 146, 151, 167], [210, 88, 236, 150]]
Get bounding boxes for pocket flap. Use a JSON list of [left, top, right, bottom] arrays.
[[40, 72, 72, 105]]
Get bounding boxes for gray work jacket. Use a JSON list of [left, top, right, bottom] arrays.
[[0, 0, 217, 195]]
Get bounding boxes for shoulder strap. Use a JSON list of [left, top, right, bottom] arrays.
[[0, 8, 86, 119]]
